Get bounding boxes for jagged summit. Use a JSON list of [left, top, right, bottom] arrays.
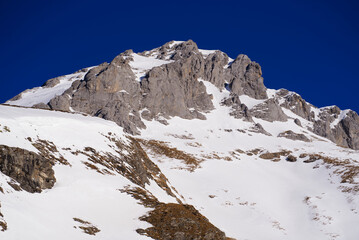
[[1, 40, 359, 239], [6, 40, 359, 149]]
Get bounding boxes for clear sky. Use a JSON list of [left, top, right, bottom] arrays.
[[1, 0, 358, 112]]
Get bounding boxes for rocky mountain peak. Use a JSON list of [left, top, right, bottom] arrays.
[[1, 41, 359, 240], [5, 40, 359, 150]]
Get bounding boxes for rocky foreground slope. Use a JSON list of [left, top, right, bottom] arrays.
[[1, 40, 359, 239]]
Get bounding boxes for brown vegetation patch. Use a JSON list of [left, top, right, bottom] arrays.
[[73, 218, 100, 235], [0, 220, 6, 232], [166, 133, 195, 140], [137, 203, 227, 240], [201, 152, 221, 160], [302, 154, 359, 193], [76, 135, 180, 201], [32, 139, 69, 165], [137, 139, 202, 172], [229, 151, 241, 160], [286, 155, 297, 162], [236, 129, 246, 133], [119, 185, 160, 208], [7, 181, 22, 191], [185, 142, 202, 148], [259, 150, 292, 160], [234, 149, 245, 154], [246, 148, 263, 156], [0, 124, 10, 133], [82, 161, 108, 175], [303, 196, 333, 225], [0, 203, 7, 232]]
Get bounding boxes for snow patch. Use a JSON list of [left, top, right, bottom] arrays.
[[5, 70, 91, 107], [129, 53, 173, 82]]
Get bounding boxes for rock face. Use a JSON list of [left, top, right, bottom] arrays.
[[335, 110, 359, 149], [278, 130, 310, 142], [46, 40, 269, 134], [276, 89, 314, 121], [139, 203, 227, 240], [227, 54, 267, 99], [0, 145, 56, 193], [221, 93, 252, 121], [311, 107, 359, 149], [251, 99, 287, 122], [274, 90, 359, 150], [7, 40, 359, 150]]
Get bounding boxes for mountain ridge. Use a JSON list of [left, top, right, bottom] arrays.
[[6, 40, 359, 150], [1, 40, 359, 239]]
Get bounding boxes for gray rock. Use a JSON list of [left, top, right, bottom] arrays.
[[337, 110, 359, 149], [294, 118, 302, 127], [286, 155, 297, 162], [0, 145, 56, 193], [41, 76, 61, 88], [221, 93, 252, 121], [312, 106, 359, 149], [250, 99, 287, 122], [249, 123, 272, 136], [277, 89, 314, 121], [32, 102, 50, 110], [140, 52, 213, 121], [13, 39, 359, 151], [49, 56, 145, 134], [48, 41, 215, 134], [226, 54, 267, 99], [278, 130, 310, 142], [204, 51, 229, 89]]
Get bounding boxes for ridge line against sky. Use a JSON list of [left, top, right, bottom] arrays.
[[0, 0, 358, 112]]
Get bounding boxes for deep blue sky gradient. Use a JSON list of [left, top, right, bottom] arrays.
[[1, 0, 358, 112]]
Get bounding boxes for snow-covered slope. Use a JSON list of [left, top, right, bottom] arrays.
[[1, 91, 358, 239], [5, 69, 91, 107], [1, 40, 359, 240], [0, 105, 158, 239], [140, 81, 359, 240]]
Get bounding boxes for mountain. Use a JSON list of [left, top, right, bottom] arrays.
[[1, 40, 359, 240]]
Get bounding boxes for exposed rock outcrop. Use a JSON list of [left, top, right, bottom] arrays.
[[226, 54, 267, 99], [138, 203, 227, 240], [336, 110, 359, 149], [204, 51, 229, 89], [274, 90, 359, 150], [140, 52, 214, 121], [45, 40, 271, 134], [276, 89, 314, 121], [250, 98, 287, 122], [249, 123, 272, 136], [7, 40, 359, 150], [312, 106, 359, 149], [0, 145, 56, 193], [0, 202, 7, 232], [221, 93, 252, 121], [278, 130, 310, 142]]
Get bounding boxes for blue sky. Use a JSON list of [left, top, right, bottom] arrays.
[[1, 0, 358, 112]]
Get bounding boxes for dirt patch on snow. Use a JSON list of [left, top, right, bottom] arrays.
[[31, 139, 69, 165], [259, 150, 292, 161], [302, 154, 359, 193], [137, 139, 202, 172], [73, 217, 100, 235], [137, 203, 227, 240]]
